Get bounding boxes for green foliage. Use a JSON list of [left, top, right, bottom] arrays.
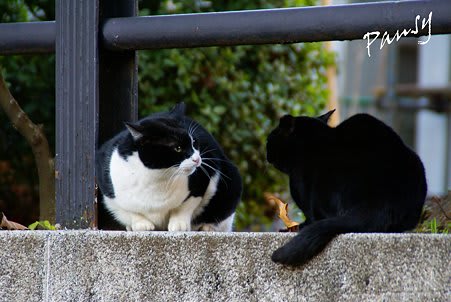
[[138, 0, 334, 230], [0, 0, 54, 21], [28, 220, 57, 230], [416, 218, 450, 234]]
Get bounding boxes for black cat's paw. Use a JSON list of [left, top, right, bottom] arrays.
[[271, 246, 291, 264], [272, 221, 337, 266], [271, 241, 309, 266]]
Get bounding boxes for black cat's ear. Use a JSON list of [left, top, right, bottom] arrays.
[[170, 102, 186, 118], [125, 122, 144, 141], [279, 114, 295, 135], [317, 109, 335, 124]]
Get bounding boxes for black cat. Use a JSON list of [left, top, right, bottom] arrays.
[[96, 103, 242, 232], [266, 110, 427, 266]]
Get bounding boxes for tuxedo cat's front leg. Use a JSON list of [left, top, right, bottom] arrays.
[[105, 199, 156, 231], [129, 215, 156, 231], [115, 209, 155, 231], [168, 196, 202, 231]]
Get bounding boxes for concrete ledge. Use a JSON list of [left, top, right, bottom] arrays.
[[0, 231, 449, 301]]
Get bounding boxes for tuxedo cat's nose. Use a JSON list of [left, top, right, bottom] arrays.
[[192, 156, 201, 165]]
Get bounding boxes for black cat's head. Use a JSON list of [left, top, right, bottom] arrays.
[[125, 103, 201, 174], [266, 109, 335, 173]]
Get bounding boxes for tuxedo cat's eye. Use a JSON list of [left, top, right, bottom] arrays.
[[174, 146, 182, 152]]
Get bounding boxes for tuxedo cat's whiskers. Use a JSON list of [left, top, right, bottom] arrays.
[[201, 162, 230, 189], [189, 122, 200, 137], [201, 157, 230, 163], [187, 121, 195, 137], [187, 120, 200, 139], [160, 163, 183, 192], [199, 165, 211, 180], [165, 167, 183, 192], [202, 162, 230, 180], [187, 120, 194, 134], [161, 164, 181, 177], [202, 157, 233, 184], [200, 148, 217, 156]]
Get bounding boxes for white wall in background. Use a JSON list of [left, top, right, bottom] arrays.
[[416, 35, 450, 195]]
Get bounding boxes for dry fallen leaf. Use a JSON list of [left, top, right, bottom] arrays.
[[0, 212, 28, 230], [264, 193, 300, 232]]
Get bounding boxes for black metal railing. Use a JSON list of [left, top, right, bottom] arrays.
[[0, 0, 450, 228]]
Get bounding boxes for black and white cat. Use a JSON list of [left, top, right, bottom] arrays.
[[96, 103, 242, 232], [266, 110, 427, 266]]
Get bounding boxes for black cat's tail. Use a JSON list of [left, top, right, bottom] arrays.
[[272, 216, 367, 266]]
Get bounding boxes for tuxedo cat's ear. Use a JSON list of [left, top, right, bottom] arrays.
[[170, 102, 186, 118], [125, 122, 144, 141], [317, 109, 335, 124], [279, 114, 295, 135]]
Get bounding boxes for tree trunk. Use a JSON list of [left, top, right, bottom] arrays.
[[0, 70, 55, 223]]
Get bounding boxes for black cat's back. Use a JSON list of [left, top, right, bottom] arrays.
[[337, 114, 426, 196], [336, 113, 406, 150], [334, 114, 426, 223], [267, 111, 427, 266]]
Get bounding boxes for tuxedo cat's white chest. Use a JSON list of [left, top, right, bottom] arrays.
[[106, 149, 190, 225]]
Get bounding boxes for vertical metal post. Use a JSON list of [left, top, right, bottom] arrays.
[[55, 0, 100, 228], [55, 0, 137, 229], [99, 0, 138, 145], [98, 0, 138, 229]]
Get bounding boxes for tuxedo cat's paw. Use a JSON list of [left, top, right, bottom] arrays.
[[168, 218, 191, 232], [130, 219, 155, 231]]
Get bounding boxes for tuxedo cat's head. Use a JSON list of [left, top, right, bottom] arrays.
[[266, 109, 335, 173], [125, 103, 202, 174]]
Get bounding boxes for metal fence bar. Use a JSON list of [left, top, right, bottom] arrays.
[[2, 0, 451, 55], [102, 0, 451, 51], [0, 21, 54, 55], [55, 0, 99, 229]]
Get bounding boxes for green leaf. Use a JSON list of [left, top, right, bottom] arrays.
[[41, 220, 56, 230], [28, 220, 57, 230], [28, 221, 40, 230]]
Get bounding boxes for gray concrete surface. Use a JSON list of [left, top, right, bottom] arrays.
[[0, 231, 449, 302]]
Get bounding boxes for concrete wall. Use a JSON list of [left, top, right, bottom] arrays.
[[0, 231, 449, 302]]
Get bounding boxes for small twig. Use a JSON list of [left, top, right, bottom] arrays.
[[431, 197, 451, 220]]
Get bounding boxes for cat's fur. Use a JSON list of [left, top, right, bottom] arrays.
[[266, 110, 427, 266], [96, 103, 242, 232]]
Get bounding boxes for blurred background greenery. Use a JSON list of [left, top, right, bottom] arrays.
[[0, 0, 333, 230]]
